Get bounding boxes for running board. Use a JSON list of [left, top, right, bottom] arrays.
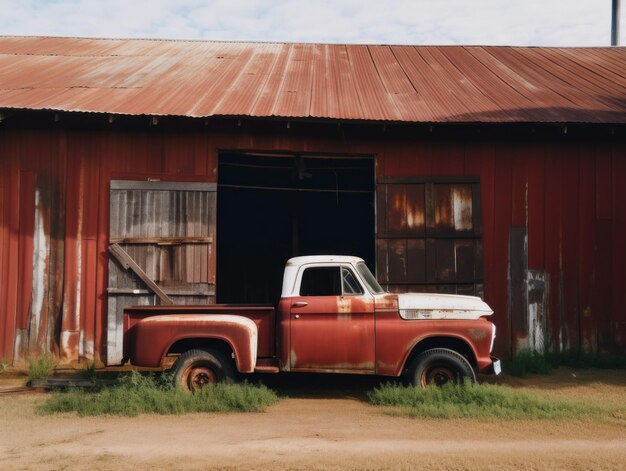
[[254, 358, 280, 374]]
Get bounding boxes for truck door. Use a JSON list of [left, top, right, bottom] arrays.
[[289, 264, 375, 372]]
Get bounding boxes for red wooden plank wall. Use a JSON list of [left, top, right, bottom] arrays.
[[0, 123, 625, 363], [377, 137, 625, 357], [0, 128, 218, 365]]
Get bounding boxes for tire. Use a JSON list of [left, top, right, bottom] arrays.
[[171, 348, 235, 392], [408, 348, 476, 387]]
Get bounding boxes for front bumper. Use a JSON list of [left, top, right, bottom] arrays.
[[488, 356, 502, 375]]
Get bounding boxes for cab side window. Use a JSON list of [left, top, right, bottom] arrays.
[[342, 268, 363, 295], [299, 267, 341, 296]]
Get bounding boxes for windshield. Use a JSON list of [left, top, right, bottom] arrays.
[[356, 262, 385, 294]]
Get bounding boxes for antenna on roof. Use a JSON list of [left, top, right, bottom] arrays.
[[612, 0, 621, 46]]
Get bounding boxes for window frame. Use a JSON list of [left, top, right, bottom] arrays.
[[296, 263, 367, 297]]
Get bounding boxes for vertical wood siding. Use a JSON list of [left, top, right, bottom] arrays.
[[107, 181, 216, 364], [0, 123, 625, 363]]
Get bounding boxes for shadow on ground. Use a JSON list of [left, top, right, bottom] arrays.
[[244, 372, 398, 400]]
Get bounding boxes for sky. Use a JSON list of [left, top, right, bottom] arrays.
[[0, 0, 624, 47]]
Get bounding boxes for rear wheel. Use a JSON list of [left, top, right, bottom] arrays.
[[408, 348, 475, 387], [171, 348, 235, 392]]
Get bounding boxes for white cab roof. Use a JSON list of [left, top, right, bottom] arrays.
[[282, 255, 365, 297], [286, 255, 364, 267]]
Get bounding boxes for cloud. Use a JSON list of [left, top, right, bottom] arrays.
[[0, 0, 623, 46]]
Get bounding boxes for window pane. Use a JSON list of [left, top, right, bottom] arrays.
[[342, 268, 363, 295], [356, 262, 385, 294], [299, 267, 341, 296]]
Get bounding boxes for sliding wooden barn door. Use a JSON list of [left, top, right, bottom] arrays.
[[106, 181, 216, 364]]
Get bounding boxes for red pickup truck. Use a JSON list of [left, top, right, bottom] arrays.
[[124, 256, 500, 390]]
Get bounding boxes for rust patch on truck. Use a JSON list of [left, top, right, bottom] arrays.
[[337, 297, 352, 319], [468, 328, 487, 341]]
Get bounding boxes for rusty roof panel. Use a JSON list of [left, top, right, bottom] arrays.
[[0, 36, 625, 123]]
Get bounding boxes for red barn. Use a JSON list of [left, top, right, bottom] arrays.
[[0, 37, 625, 365]]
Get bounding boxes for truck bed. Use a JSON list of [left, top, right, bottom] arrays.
[[123, 304, 276, 358]]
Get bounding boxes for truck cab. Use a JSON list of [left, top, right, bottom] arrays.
[[124, 255, 499, 390]]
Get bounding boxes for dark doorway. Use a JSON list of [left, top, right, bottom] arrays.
[[217, 152, 375, 304]]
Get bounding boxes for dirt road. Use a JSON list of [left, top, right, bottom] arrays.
[[1, 369, 625, 470]]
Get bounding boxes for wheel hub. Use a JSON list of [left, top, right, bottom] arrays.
[[186, 366, 217, 390], [423, 366, 456, 387]]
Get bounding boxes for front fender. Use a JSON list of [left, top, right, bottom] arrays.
[[126, 315, 258, 372], [399, 332, 479, 374]]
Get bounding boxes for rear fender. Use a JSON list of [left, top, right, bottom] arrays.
[[127, 315, 258, 372]]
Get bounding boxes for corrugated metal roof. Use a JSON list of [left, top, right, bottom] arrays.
[[0, 36, 625, 123]]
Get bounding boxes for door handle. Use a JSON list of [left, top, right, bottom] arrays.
[[292, 302, 308, 308]]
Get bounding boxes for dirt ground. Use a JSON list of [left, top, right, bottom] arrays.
[[0, 368, 625, 470]]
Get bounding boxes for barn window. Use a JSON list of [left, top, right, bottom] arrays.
[[376, 177, 483, 297]]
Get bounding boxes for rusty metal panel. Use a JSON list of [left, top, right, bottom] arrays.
[[376, 178, 482, 296], [0, 37, 626, 123], [527, 150, 545, 270], [510, 227, 529, 353], [596, 151, 613, 220], [345, 45, 394, 119], [490, 153, 513, 356], [452, 184, 473, 233], [577, 148, 596, 352], [406, 239, 426, 284], [455, 240, 475, 284], [433, 184, 454, 235], [435, 239, 456, 283], [406, 185, 425, 236], [385, 185, 406, 237], [612, 150, 626, 349], [387, 239, 407, 284]]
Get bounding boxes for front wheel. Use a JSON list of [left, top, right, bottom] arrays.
[[171, 348, 235, 392], [408, 348, 476, 387]]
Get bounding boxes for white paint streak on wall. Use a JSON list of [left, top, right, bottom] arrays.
[[13, 330, 24, 365], [61, 331, 72, 355], [30, 188, 48, 344], [528, 303, 545, 353], [527, 270, 547, 353], [75, 164, 84, 337], [452, 186, 473, 231], [84, 340, 94, 356], [79, 330, 84, 357]]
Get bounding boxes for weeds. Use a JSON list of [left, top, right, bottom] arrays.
[[507, 350, 552, 377], [38, 371, 280, 416], [506, 350, 626, 377], [27, 354, 57, 381], [367, 382, 622, 420], [545, 351, 626, 370], [76, 360, 97, 381], [0, 359, 8, 373]]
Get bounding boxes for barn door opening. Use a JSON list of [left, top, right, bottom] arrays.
[[376, 177, 483, 297], [217, 152, 375, 305], [107, 180, 216, 365]]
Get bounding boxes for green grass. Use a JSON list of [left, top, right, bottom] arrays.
[[76, 360, 97, 381], [27, 354, 57, 381], [506, 350, 626, 377], [545, 351, 626, 370], [506, 350, 552, 377], [38, 371, 280, 416], [367, 383, 623, 420]]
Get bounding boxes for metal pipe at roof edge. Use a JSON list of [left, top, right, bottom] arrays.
[[612, 0, 621, 46]]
